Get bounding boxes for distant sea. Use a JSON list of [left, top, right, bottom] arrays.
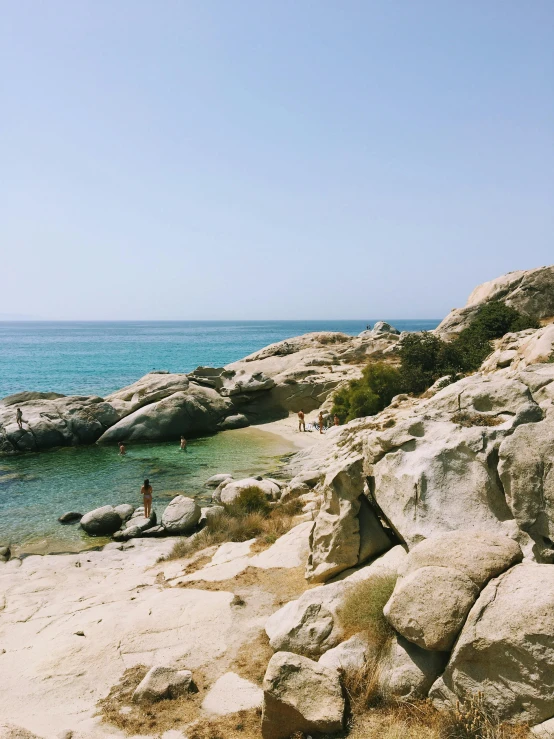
[[0, 320, 440, 399]]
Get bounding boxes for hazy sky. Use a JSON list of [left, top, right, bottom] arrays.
[[2, 1, 553, 320]]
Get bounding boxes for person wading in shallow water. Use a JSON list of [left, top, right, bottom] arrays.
[[141, 478, 153, 519], [15, 408, 23, 430], [118, 441, 126, 455], [298, 409, 306, 432], [180, 436, 187, 450]]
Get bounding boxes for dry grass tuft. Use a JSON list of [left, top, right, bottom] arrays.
[[165, 491, 302, 562], [230, 631, 274, 685], [337, 574, 397, 647], [187, 708, 262, 739], [451, 412, 504, 428], [438, 693, 531, 739], [97, 665, 202, 735]]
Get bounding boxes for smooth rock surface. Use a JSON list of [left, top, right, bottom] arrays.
[[80, 506, 122, 536], [201, 672, 262, 716], [161, 496, 201, 534], [384, 566, 479, 651], [306, 456, 391, 582], [219, 477, 281, 505]]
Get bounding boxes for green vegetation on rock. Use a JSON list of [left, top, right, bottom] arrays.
[[333, 301, 538, 422]]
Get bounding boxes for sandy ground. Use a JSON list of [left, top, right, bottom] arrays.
[[254, 412, 335, 451]]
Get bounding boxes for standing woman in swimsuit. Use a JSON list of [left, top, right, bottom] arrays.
[[141, 478, 153, 519]]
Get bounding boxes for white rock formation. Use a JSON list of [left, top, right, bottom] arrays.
[[261, 651, 344, 739]]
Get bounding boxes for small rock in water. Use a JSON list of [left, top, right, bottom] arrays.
[[58, 512, 83, 525]]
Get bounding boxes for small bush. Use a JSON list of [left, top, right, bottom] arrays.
[[225, 486, 271, 517], [451, 412, 504, 428], [337, 574, 397, 648], [332, 302, 539, 422], [438, 693, 530, 739]]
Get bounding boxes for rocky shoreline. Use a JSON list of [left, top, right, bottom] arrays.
[[1, 265, 554, 739]]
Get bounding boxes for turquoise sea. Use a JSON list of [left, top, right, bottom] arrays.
[[0, 320, 439, 553]]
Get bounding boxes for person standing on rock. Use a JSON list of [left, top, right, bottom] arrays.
[[180, 436, 187, 451], [15, 408, 23, 430], [318, 411, 325, 434], [298, 409, 306, 432], [141, 478, 153, 519]]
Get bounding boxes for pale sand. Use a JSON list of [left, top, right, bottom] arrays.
[[254, 413, 335, 451]]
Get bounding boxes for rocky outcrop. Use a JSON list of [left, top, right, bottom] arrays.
[[436, 265, 554, 337], [160, 495, 201, 534], [481, 324, 554, 374], [430, 563, 554, 725], [306, 456, 392, 582], [0, 394, 120, 454], [261, 651, 344, 739], [265, 546, 406, 657], [132, 665, 195, 703]]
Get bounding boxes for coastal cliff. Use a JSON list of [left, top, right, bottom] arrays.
[[1, 265, 554, 738]]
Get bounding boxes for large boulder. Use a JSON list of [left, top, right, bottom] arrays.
[[430, 563, 554, 725], [218, 477, 281, 505], [132, 666, 195, 703], [396, 530, 523, 588], [367, 375, 542, 549], [384, 566, 479, 651], [306, 456, 392, 583], [80, 506, 122, 536], [97, 384, 232, 443], [436, 265, 554, 337], [378, 633, 448, 701], [498, 412, 554, 561], [204, 474, 233, 488], [0, 394, 120, 453], [261, 651, 344, 739], [384, 532, 522, 651], [161, 495, 201, 534], [265, 546, 406, 657]]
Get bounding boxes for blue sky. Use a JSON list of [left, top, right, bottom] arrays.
[[2, 1, 552, 320]]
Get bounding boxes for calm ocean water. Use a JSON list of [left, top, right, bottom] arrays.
[[0, 320, 439, 553], [0, 320, 439, 398]]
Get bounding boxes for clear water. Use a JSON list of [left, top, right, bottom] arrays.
[[0, 427, 294, 555], [0, 319, 440, 553], [0, 320, 440, 398]]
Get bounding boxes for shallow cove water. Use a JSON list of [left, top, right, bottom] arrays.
[[0, 427, 294, 555]]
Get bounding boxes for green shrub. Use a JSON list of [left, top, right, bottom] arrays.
[[332, 302, 539, 422], [332, 363, 403, 423], [225, 486, 271, 517]]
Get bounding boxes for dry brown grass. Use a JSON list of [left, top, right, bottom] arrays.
[[337, 574, 397, 646], [165, 497, 302, 562], [178, 564, 311, 606], [97, 665, 202, 735], [451, 412, 504, 428], [187, 708, 262, 739], [229, 631, 274, 685]]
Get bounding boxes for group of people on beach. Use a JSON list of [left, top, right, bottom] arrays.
[[297, 409, 339, 433]]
